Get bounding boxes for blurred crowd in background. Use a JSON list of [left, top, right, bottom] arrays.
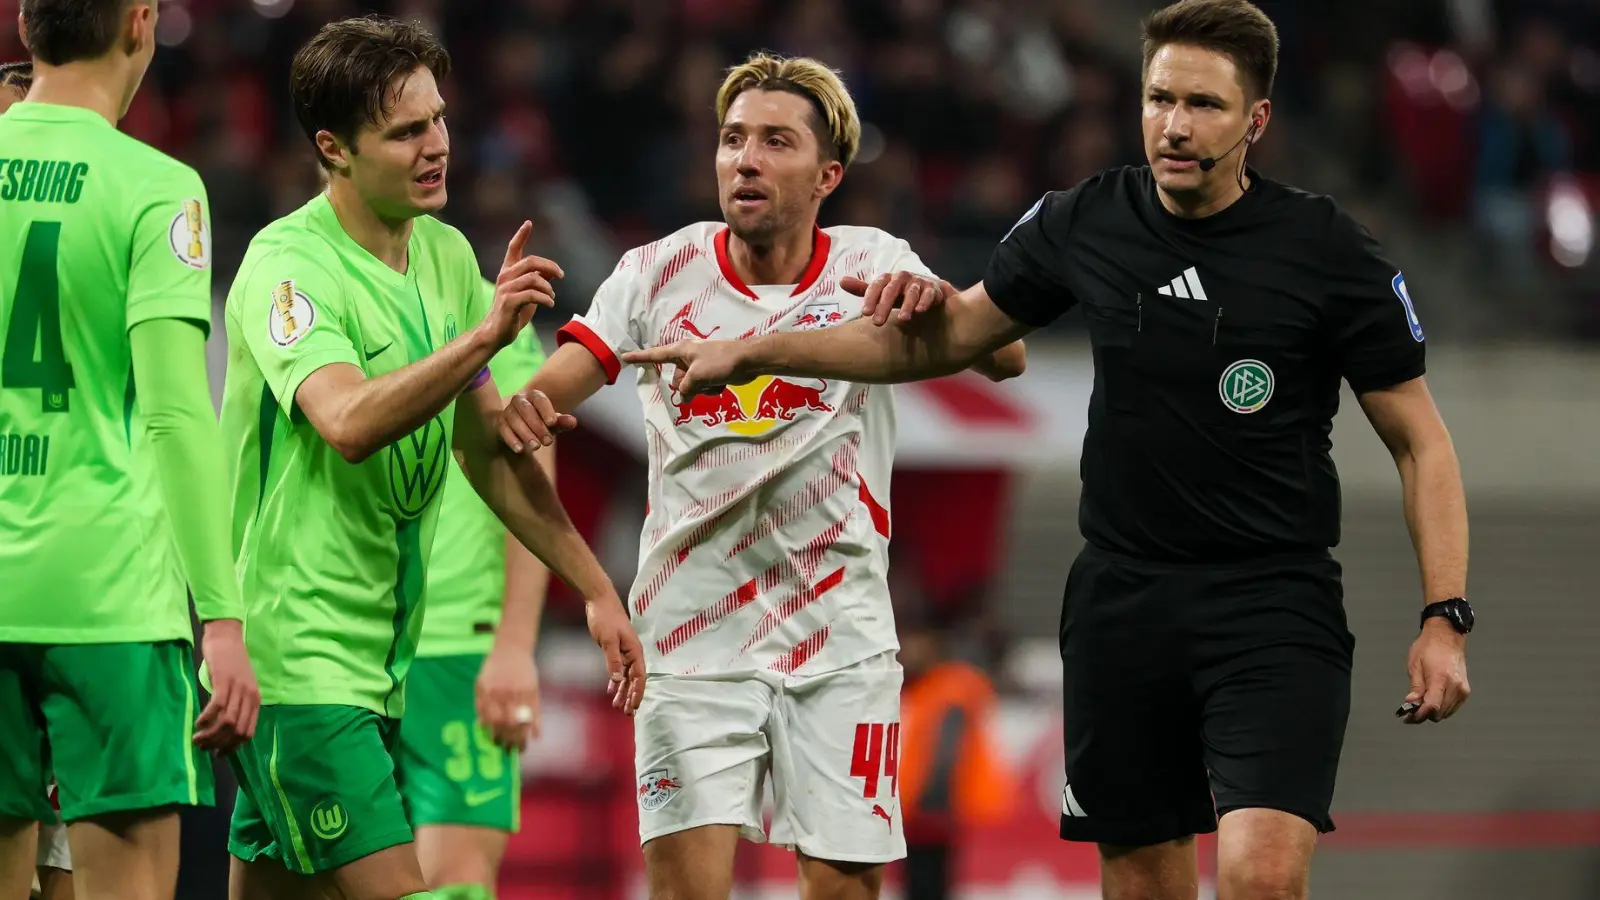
[[6, 0, 1600, 339], [8, 3, 1600, 895]]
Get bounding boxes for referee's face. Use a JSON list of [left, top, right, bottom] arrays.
[[1142, 43, 1260, 199]]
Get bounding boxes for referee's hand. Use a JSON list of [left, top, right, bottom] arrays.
[[842, 273, 959, 326], [1400, 621, 1471, 724]]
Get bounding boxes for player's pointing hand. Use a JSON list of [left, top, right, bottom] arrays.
[[842, 272, 959, 326], [481, 220, 564, 350], [622, 339, 753, 398]]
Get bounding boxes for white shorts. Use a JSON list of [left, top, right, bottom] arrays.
[[35, 817, 70, 870], [633, 651, 905, 864]]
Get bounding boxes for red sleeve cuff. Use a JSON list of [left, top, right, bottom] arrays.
[[556, 320, 622, 384]]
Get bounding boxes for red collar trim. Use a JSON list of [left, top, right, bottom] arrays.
[[715, 226, 832, 299]]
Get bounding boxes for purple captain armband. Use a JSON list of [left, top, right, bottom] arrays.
[[466, 366, 492, 392]]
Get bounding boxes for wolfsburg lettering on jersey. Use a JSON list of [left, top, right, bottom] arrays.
[[0, 433, 51, 476], [0, 159, 89, 204]]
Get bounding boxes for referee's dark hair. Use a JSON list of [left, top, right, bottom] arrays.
[[0, 62, 33, 93], [1142, 0, 1281, 101]]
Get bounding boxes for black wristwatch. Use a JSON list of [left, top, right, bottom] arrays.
[[1420, 597, 1474, 634]]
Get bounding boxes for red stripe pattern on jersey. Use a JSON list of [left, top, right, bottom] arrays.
[[657, 517, 850, 657], [770, 623, 833, 674]]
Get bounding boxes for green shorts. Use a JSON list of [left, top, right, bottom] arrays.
[[227, 705, 413, 875], [0, 640, 213, 823], [394, 655, 520, 832]]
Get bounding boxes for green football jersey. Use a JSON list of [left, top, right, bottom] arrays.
[[220, 193, 481, 717], [0, 103, 213, 644], [419, 284, 547, 658]]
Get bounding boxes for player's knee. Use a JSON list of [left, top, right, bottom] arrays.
[[796, 855, 884, 900], [1217, 855, 1308, 900], [1097, 837, 1197, 900]]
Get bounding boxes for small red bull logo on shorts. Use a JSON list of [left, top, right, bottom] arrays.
[[638, 768, 683, 811]]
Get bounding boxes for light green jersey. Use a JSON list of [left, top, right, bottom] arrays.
[[220, 193, 481, 717], [0, 103, 213, 644], [419, 283, 547, 658]]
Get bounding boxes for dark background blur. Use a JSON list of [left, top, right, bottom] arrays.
[[7, 0, 1600, 341], [8, 1, 1600, 898]]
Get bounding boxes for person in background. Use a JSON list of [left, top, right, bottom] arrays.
[[896, 608, 1014, 900], [0, 61, 31, 111]]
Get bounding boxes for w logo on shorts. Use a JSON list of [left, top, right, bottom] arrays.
[[310, 800, 349, 841]]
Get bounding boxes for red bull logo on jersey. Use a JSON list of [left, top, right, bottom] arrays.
[[794, 300, 844, 331], [672, 387, 747, 426], [638, 768, 683, 811], [670, 376, 834, 435]]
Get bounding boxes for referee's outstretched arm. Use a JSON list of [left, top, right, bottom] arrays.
[[622, 280, 1032, 392], [1357, 377, 1472, 724]]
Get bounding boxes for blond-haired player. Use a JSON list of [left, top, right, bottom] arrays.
[[497, 53, 1023, 899]]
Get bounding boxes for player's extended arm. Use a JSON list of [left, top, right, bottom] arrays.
[[497, 342, 609, 454], [453, 380, 609, 597], [294, 328, 502, 464], [456, 380, 644, 713], [499, 446, 554, 647], [129, 319, 242, 621], [129, 318, 259, 749], [970, 340, 1027, 381], [625, 282, 1032, 391]]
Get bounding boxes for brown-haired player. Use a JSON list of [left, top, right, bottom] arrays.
[[217, 16, 642, 900], [626, 3, 1475, 899], [1, 2, 261, 899], [496, 52, 1023, 900]]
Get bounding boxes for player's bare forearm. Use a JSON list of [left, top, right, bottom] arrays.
[[296, 325, 501, 464], [523, 343, 609, 412], [748, 283, 1031, 384], [456, 382, 615, 602], [496, 446, 554, 652], [1358, 378, 1469, 605], [970, 339, 1028, 381]]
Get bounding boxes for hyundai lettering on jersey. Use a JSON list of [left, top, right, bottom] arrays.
[[558, 224, 924, 677]]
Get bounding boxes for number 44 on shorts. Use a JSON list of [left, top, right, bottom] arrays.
[[850, 722, 900, 799]]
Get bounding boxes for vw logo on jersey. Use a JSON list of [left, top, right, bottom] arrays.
[[1219, 359, 1275, 414], [1392, 272, 1424, 342], [388, 415, 450, 519]]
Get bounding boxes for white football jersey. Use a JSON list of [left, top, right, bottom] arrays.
[[558, 222, 930, 676]]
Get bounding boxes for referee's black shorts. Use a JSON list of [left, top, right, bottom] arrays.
[[1057, 543, 1354, 847]]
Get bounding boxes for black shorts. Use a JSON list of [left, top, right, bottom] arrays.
[[1057, 543, 1354, 847]]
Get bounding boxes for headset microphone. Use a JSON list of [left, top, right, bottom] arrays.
[[1197, 119, 1261, 172]]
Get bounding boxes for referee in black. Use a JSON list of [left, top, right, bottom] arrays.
[[584, 1, 1477, 898]]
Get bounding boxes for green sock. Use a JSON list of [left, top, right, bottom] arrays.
[[432, 886, 493, 900]]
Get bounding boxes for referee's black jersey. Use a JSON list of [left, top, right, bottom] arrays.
[[984, 166, 1426, 563]]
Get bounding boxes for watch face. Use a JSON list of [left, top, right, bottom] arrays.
[[1453, 601, 1474, 630]]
